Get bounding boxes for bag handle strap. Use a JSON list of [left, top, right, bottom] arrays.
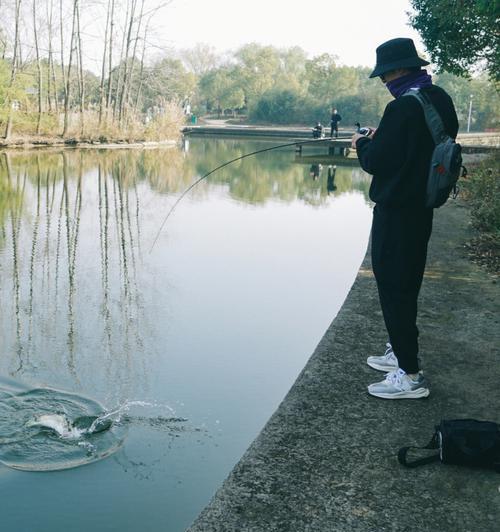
[[398, 432, 440, 468], [404, 88, 448, 145]]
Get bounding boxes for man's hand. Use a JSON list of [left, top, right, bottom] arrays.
[[351, 128, 376, 148], [351, 133, 364, 148]]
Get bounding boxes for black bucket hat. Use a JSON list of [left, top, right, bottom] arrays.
[[369, 38, 429, 78]]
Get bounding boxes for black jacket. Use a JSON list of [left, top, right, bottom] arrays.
[[330, 113, 342, 124], [356, 85, 459, 208]]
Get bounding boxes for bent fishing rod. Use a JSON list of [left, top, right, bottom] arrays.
[[150, 136, 345, 252]]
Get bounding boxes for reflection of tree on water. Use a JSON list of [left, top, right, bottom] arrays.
[[62, 152, 83, 376], [2, 153, 25, 371], [27, 157, 42, 366], [0, 151, 146, 397], [0, 142, 370, 396], [109, 159, 145, 391], [98, 164, 111, 354]]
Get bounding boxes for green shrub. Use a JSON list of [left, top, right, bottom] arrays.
[[251, 90, 303, 124], [464, 153, 500, 236]]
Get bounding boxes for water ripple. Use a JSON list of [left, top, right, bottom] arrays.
[[0, 377, 125, 472]]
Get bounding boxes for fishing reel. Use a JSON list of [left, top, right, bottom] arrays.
[[358, 127, 373, 136], [355, 122, 373, 136]]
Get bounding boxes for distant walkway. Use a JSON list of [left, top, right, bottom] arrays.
[[184, 125, 500, 149], [183, 124, 352, 139], [187, 198, 500, 531], [201, 118, 232, 126]]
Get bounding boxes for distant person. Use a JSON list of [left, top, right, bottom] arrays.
[[351, 37, 459, 399], [327, 165, 337, 193], [309, 163, 322, 180], [330, 109, 342, 138], [312, 122, 323, 138]]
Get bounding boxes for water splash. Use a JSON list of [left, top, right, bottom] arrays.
[[26, 413, 113, 440], [0, 377, 125, 472], [0, 377, 186, 472], [95, 400, 162, 423]]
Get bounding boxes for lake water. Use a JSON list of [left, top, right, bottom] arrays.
[[0, 138, 372, 531]]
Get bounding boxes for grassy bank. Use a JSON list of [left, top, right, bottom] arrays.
[[462, 152, 500, 273], [0, 102, 186, 146]]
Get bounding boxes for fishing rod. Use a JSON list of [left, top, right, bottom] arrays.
[[149, 136, 345, 252]]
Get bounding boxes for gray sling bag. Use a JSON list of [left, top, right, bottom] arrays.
[[404, 88, 463, 208]]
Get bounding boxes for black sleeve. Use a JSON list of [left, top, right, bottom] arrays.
[[355, 101, 409, 176]]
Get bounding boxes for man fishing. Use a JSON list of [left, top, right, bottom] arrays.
[[330, 108, 342, 138], [351, 38, 459, 399]]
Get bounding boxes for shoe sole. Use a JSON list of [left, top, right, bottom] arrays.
[[366, 360, 399, 372], [368, 388, 430, 399]]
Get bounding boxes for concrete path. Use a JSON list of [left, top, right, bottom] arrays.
[[188, 199, 500, 532]]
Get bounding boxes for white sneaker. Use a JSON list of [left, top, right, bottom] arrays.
[[367, 343, 399, 372], [367, 368, 430, 399]]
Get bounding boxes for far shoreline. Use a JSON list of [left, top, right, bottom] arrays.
[[0, 127, 497, 152], [0, 137, 179, 151]]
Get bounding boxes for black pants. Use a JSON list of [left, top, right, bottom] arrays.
[[330, 124, 338, 137], [371, 204, 433, 373]]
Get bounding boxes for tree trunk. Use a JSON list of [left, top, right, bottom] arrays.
[[113, 0, 130, 119], [63, 0, 78, 137], [47, 0, 57, 113], [4, 0, 22, 140], [118, 0, 138, 124], [106, 0, 115, 119], [123, 0, 145, 117], [134, 14, 152, 113], [59, 0, 67, 107], [33, 0, 43, 135], [76, 1, 85, 136], [99, 0, 112, 128]]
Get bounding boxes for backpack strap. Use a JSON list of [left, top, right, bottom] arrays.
[[404, 88, 448, 145], [398, 432, 441, 468]]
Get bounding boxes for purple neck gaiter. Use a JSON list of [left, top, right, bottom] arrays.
[[386, 70, 433, 98]]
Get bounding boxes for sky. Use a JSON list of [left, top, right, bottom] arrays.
[[156, 0, 424, 67]]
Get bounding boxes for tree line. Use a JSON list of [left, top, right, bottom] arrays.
[[194, 43, 498, 132], [0, 0, 183, 141], [0, 0, 498, 141]]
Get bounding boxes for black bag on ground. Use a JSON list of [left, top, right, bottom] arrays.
[[398, 419, 500, 471], [404, 88, 463, 208]]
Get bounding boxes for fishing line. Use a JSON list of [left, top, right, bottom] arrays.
[[149, 137, 342, 252]]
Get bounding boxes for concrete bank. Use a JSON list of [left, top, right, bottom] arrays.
[[188, 199, 500, 532]]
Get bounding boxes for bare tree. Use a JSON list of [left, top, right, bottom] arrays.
[[63, 0, 78, 137], [59, 0, 67, 105], [75, 0, 85, 135], [47, 0, 59, 113], [181, 43, 219, 76], [4, 0, 22, 139], [0, 27, 7, 60], [118, 0, 138, 123], [99, 0, 112, 126], [134, 12, 152, 113], [112, 0, 130, 119], [33, 0, 43, 134], [134, 2, 170, 113], [122, 0, 145, 118], [105, 0, 116, 119]]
